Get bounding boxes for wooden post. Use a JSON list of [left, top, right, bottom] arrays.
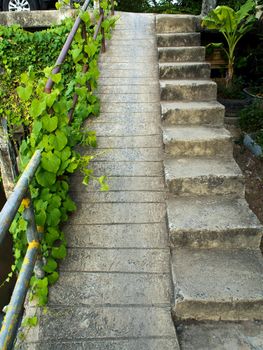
[[0, 119, 18, 199], [100, 0, 106, 53]]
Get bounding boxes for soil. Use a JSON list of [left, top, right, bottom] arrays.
[[227, 125, 263, 249]]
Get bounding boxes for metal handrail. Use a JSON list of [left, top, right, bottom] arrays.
[[0, 150, 41, 350], [0, 1, 115, 348], [44, 0, 92, 93], [45, 0, 114, 94]]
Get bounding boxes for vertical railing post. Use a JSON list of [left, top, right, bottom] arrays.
[[111, 0, 114, 15], [68, 20, 89, 123], [100, 0, 106, 53]]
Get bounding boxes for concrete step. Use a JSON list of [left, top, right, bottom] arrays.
[[160, 80, 217, 102], [23, 306, 178, 344], [167, 195, 262, 249], [49, 272, 171, 306], [162, 126, 232, 157], [161, 101, 225, 126], [177, 321, 263, 350], [157, 33, 200, 47], [164, 157, 244, 196], [156, 15, 198, 33], [20, 338, 180, 350], [158, 47, 205, 62], [159, 62, 210, 79], [171, 248, 263, 321]]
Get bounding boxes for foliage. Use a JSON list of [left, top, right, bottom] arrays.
[[0, 20, 74, 132], [116, 0, 149, 12], [255, 130, 263, 148], [217, 0, 248, 11], [0, 4, 117, 305], [239, 100, 263, 132], [239, 99, 263, 149], [243, 34, 263, 87], [202, 0, 257, 85], [217, 77, 245, 99], [116, 0, 202, 14]]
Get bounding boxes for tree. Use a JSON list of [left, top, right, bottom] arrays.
[[116, 0, 150, 12], [202, 0, 257, 85], [201, 0, 217, 16]]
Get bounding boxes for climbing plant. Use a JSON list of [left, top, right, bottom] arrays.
[[0, 4, 117, 305]]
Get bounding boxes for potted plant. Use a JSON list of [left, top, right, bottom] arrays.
[[205, 42, 228, 69], [202, 0, 257, 86], [202, 0, 258, 123]]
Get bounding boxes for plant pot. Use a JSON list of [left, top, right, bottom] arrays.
[[218, 96, 251, 125], [243, 133, 263, 157], [206, 48, 228, 69]]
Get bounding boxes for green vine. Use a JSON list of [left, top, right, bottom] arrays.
[[0, 3, 117, 306]]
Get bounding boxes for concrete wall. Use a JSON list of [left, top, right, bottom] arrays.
[[0, 9, 77, 27]]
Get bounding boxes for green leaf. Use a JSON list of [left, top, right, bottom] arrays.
[[98, 175, 109, 192], [86, 131, 97, 147], [36, 169, 56, 187], [44, 90, 59, 108], [66, 160, 79, 173], [63, 196, 76, 212], [17, 85, 32, 101], [35, 210, 46, 226], [50, 73, 62, 84], [30, 99, 46, 118], [40, 188, 52, 201], [45, 227, 60, 246], [55, 1, 62, 9], [80, 11, 90, 24], [52, 130, 68, 151], [37, 135, 52, 152], [41, 151, 61, 173], [75, 86, 87, 99], [47, 271, 59, 285], [43, 257, 57, 273], [30, 120, 42, 148], [60, 181, 69, 193], [30, 277, 48, 306], [237, 0, 256, 22], [32, 120, 42, 135], [49, 194, 61, 209], [61, 146, 71, 161], [35, 199, 48, 212], [46, 208, 61, 226], [84, 41, 98, 58], [22, 316, 38, 327], [42, 115, 58, 133], [51, 244, 67, 259], [71, 48, 82, 63]]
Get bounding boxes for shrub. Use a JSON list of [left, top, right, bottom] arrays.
[[239, 100, 263, 132]]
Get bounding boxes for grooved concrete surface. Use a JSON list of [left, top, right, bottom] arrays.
[[17, 12, 179, 350]]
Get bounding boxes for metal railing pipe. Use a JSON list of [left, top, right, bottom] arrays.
[[0, 150, 41, 245], [93, 13, 104, 40], [0, 241, 39, 350], [44, 0, 92, 93]]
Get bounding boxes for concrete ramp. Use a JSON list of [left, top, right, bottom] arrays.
[[18, 12, 179, 350]]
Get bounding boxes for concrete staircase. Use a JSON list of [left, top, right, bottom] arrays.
[[156, 13, 263, 338]]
